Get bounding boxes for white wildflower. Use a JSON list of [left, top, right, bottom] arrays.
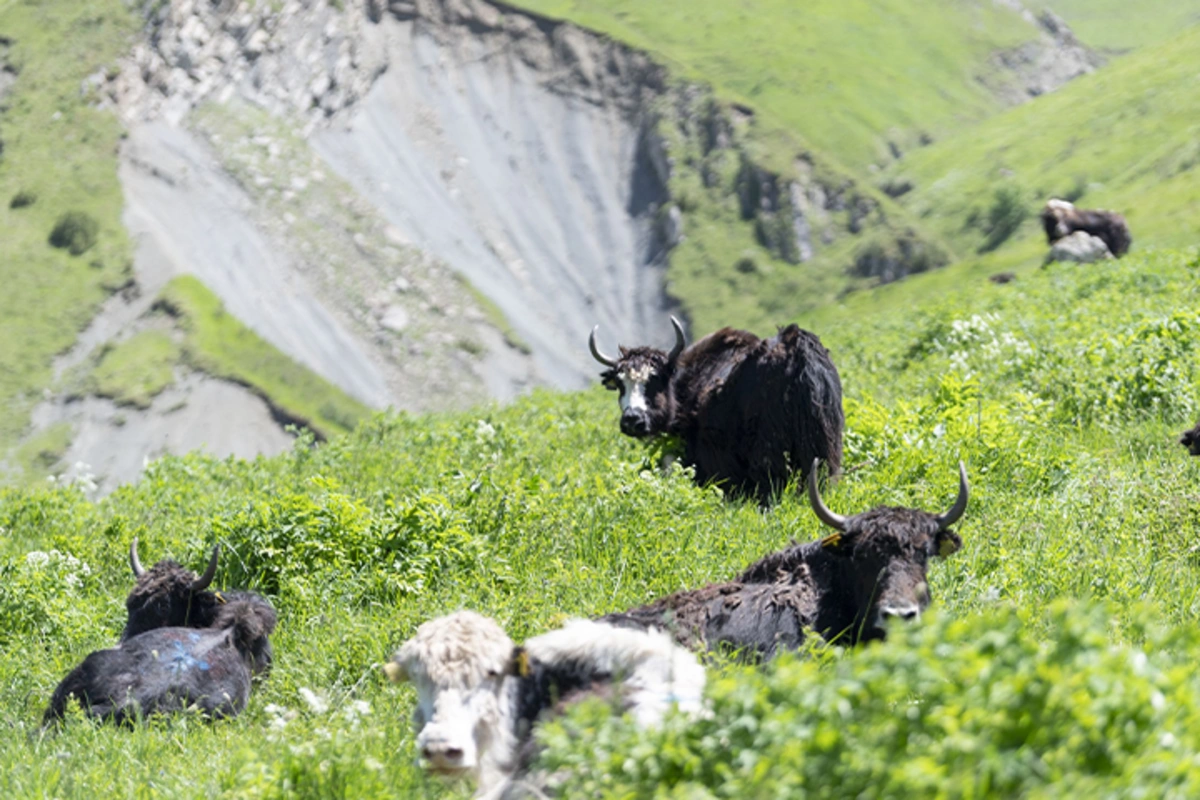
[[342, 699, 372, 727], [25, 551, 50, 569], [299, 687, 329, 714], [475, 420, 496, 442]]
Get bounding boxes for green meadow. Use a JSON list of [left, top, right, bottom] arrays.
[[3, 246, 1200, 795]]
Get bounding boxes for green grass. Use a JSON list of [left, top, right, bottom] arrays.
[[156, 275, 371, 440], [2, 247, 1200, 794], [1030, 0, 1200, 51], [86, 331, 181, 409], [0, 0, 137, 451], [514, 0, 1036, 170], [884, 25, 1200, 261], [12, 421, 74, 477]]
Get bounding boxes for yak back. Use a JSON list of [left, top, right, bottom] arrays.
[[44, 625, 254, 725], [599, 581, 815, 661], [671, 324, 844, 499]]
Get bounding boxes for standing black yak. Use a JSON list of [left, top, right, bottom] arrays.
[[1040, 198, 1132, 257], [599, 460, 968, 659], [589, 316, 844, 502], [43, 598, 276, 725]]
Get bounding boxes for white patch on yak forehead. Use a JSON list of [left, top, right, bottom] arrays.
[[618, 365, 655, 413], [394, 611, 514, 688]]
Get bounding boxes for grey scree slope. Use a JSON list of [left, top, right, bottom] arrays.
[[313, 11, 674, 389]]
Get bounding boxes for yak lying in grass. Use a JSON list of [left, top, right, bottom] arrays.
[[589, 316, 844, 503], [42, 540, 277, 726], [122, 539, 274, 670], [1040, 198, 1131, 258], [599, 461, 968, 659], [43, 597, 276, 725], [384, 611, 705, 799]]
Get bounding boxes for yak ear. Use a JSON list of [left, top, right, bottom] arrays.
[[820, 532, 854, 557], [382, 660, 408, 684], [504, 647, 531, 678], [935, 529, 963, 558]]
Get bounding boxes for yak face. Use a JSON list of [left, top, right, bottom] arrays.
[[601, 349, 676, 437], [808, 460, 967, 642], [820, 508, 962, 640], [384, 612, 523, 781], [590, 317, 687, 439], [121, 539, 220, 642]]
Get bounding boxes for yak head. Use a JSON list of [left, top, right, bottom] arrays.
[[807, 460, 967, 641], [589, 316, 686, 438], [121, 538, 222, 642], [384, 611, 526, 786]]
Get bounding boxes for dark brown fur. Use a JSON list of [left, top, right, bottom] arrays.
[[1181, 422, 1200, 455], [600, 506, 962, 659], [1041, 200, 1131, 257], [600, 324, 844, 503]]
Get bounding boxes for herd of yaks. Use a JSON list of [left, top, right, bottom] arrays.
[[43, 202, 1198, 797]]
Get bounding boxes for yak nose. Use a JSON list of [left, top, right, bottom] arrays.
[[880, 604, 921, 621], [421, 744, 466, 768], [620, 410, 649, 436]]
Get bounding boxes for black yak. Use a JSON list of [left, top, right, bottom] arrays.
[[599, 460, 968, 658], [383, 612, 704, 799], [1040, 198, 1131, 257], [122, 539, 273, 672], [43, 597, 276, 725], [589, 316, 844, 502]]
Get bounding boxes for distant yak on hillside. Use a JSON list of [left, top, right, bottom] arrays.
[[589, 316, 844, 503], [1040, 198, 1131, 258]]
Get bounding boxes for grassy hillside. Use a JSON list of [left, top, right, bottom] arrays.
[[1030, 0, 1200, 51], [514, 0, 1037, 169], [3, 246, 1200, 794], [0, 0, 138, 460], [884, 24, 1200, 262]]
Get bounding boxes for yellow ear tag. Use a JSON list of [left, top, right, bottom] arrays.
[[937, 536, 961, 558], [215, 591, 227, 604], [820, 532, 844, 550], [382, 662, 403, 683], [515, 649, 531, 678]]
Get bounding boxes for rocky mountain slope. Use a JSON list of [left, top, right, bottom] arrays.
[[5, 0, 1129, 492]]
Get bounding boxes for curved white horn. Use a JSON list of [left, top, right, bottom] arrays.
[[807, 459, 847, 531], [129, 537, 145, 578], [589, 325, 618, 367], [668, 316, 687, 361]]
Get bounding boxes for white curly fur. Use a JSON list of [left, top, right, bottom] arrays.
[[388, 611, 706, 798]]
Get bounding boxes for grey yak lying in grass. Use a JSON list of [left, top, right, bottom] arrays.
[[384, 611, 705, 799], [43, 541, 276, 725], [599, 459, 968, 659]]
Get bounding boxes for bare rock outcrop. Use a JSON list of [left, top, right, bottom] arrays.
[[1045, 231, 1113, 264]]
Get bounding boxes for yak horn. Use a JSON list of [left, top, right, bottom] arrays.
[[935, 462, 970, 531], [191, 545, 220, 592], [668, 316, 687, 361], [129, 537, 146, 578], [807, 459, 847, 531], [588, 325, 618, 367]]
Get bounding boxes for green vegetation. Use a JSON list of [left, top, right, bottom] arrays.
[[0, 0, 137, 451], [157, 275, 371, 440], [87, 331, 180, 409], [1030, 0, 1200, 51], [1, 247, 1199, 794], [885, 25, 1200, 261], [48, 210, 100, 256], [13, 422, 73, 476], [515, 0, 1035, 169]]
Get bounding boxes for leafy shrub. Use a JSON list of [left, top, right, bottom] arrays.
[[979, 185, 1028, 252], [48, 210, 99, 256], [9, 189, 36, 209], [536, 602, 1200, 797]]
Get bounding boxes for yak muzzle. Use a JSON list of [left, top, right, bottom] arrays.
[[620, 410, 651, 437]]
